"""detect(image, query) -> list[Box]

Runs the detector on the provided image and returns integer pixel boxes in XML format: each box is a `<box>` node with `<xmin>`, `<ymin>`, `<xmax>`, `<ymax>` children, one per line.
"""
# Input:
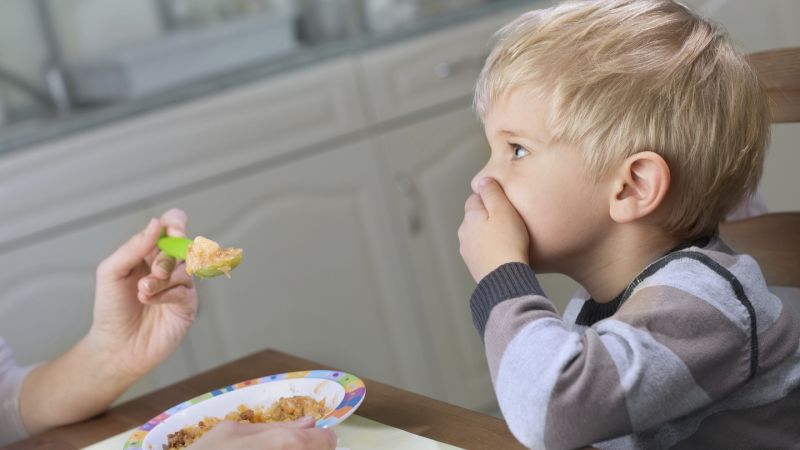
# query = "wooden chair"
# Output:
<box><xmin>720</xmin><ymin>213</ymin><xmax>800</xmax><ymax>286</ymax></box>
<box><xmin>719</xmin><ymin>47</ymin><xmax>800</xmax><ymax>287</ymax></box>
<box><xmin>747</xmin><ymin>47</ymin><xmax>800</xmax><ymax>123</ymax></box>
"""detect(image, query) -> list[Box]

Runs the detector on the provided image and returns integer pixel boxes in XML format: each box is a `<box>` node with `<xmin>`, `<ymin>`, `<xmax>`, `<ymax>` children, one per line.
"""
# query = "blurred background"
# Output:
<box><xmin>0</xmin><ymin>0</ymin><xmax>798</xmax><ymax>415</ymax></box>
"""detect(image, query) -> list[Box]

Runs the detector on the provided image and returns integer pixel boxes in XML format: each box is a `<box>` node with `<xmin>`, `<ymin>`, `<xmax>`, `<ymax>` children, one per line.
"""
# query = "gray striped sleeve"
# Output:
<box><xmin>470</xmin><ymin>262</ymin><xmax>548</xmax><ymax>339</ymax></box>
<box><xmin>473</xmin><ymin>265</ymin><xmax>632</xmax><ymax>448</ymax></box>
<box><xmin>469</xmin><ymin>252</ymin><xmax>777</xmax><ymax>450</ymax></box>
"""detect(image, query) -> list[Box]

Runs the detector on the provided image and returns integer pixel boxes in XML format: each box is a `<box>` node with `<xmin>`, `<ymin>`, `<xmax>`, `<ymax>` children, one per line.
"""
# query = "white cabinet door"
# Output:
<box><xmin>375</xmin><ymin>106</ymin><xmax>580</xmax><ymax>411</ymax></box>
<box><xmin>357</xmin><ymin>7</ymin><xmax>530</xmax><ymax>124</ymax></box>
<box><xmin>149</xmin><ymin>141</ymin><xmax>440</xmax><ymax>397</ymax></box>
<box><xmin>374</xmin><ymin>106</ymin><xmax>498</xmax><ymax>411</ymax></box>
<box><xmin>0</xmin><ymin>57</ymin><xmax>365</xmax><ymax>248</ymax></box>
<box><xmin>0</xmin><ymin>209</ymin><xmax>197</xmax><ymax>403</ymax></box>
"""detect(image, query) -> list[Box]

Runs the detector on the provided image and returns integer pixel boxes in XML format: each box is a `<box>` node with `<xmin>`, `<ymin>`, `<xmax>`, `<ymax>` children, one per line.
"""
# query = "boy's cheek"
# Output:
<box><xmin>525</xmin><ymin>228</ymin><xmax>547</xmax><ymax>270</ymax></box>
<box><xmin>503</xmin><ymin>189</ymin><xmax>534</xmax><ymax>223</ymax></box>
<box><xmin>526</xmin><ymin>242</ymin><xmax>537</xmax><ymax>266</ymax></box>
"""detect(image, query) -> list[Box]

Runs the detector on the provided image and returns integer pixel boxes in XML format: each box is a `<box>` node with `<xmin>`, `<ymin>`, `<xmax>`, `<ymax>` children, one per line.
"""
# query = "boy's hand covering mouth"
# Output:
<box><xmin>458</xmin><ymin>177</ymin><xmax>530</xmax><ymax>282</ymax></box>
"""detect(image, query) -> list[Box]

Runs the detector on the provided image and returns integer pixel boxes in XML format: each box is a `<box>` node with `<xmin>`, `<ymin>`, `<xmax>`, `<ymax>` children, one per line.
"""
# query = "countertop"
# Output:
<box><xmin>0</xmin><ymin>0</ymin><xmax>534</xmax><ymax>156</ymax></box>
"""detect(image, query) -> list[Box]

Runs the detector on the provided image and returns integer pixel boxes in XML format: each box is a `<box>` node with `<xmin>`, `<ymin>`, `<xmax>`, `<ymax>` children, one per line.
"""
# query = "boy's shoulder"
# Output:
<box><xmin>568</xmin><ymin>237</ymin><xmax>798</xmax><ymax>346</ymax></box>
<box><xmin>621</xmin><ymin>238</ymin><xmax>775</xmax><ymax>320</ymax></box>
<box><xmin>565</xmin><ymin>241</ymin><xmax>770</xmax><ymax>329</ymax></box>
<box><xmin>616</xmin><ymin>238</ymin><xmax>800</xmax><ymax>371</ymax></box>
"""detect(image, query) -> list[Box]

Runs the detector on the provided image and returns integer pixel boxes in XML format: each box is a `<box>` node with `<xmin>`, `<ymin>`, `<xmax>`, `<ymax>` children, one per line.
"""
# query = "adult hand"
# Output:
<box><xmin>187</xmin><ymin>417</ymin><xmax>337</xmax><ymax>450</ymax></box>
<box><xmin>89</xmin><ymin>208</ymin><xmax>198</xmax><ymax>379</ymax></box>
<box><xmin>20</xmin><ymin>209</ymin><xmax>200</xmax><ymax>434</ymax></box>
<box><xmin>458</xmin><ymin>178</ymin><xmax>530</xmax><ymax>281</ymax></box>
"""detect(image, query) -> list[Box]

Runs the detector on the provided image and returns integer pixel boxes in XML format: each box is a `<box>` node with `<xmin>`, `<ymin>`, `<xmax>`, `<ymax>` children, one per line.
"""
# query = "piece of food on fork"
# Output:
<box><xmin>157</xmin><ymin>234</ymin><xmax>243</xmax><ymax>279</ymax></box>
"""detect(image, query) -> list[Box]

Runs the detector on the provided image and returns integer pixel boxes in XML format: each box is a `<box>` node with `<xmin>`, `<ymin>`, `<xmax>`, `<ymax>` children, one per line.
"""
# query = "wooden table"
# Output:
<box><xmin>7</xmin><ymin>349</ymin><xmax>524</xmax><ymax>450</ymax></box>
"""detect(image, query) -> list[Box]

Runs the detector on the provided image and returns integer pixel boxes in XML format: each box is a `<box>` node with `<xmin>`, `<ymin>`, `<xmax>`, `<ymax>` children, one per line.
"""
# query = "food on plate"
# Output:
<box><xmin>165</xmin><ymin>396</ymin><xmax>329</xmax><ymax>449</ymax></box>
<box><xmin>185</xmin><ymin>236</ymin><xmax>243</xmax><ymax>278</ymax></box>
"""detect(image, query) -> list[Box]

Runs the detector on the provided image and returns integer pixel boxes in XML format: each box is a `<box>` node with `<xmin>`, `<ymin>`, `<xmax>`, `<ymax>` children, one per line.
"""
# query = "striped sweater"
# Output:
<box><xmin>470</xmin><ymin>238</ymin><xmax>800</xmax><ymax>449</ymax></box>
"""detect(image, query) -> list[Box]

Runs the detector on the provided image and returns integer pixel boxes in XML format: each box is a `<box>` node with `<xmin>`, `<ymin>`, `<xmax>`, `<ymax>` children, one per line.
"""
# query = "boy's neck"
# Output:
<box><xmin>569</xmin><ymin>225</ymin><xmax>682</xmax><ymax>303</ymax></box>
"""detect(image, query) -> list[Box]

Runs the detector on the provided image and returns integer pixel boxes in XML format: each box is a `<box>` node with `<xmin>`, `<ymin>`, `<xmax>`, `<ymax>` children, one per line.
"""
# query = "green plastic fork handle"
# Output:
<box><xmin>157</xmin><ymin>236</ymin><xmax>192</xmax><ymax>260</ymax></box>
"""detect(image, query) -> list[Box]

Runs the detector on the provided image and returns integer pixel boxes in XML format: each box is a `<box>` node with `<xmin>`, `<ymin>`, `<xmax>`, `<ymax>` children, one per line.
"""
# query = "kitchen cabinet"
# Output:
<box><xmin>0</xmin><ymin>57</ymin><xmax>364</xmax><ymax>248</ymax></box>
<box><xmin>374</xmin><ymin>105</ymin><xmax>497</xmax><ymax>410</ymax></box>
<box><xmin>358</xmin><ymin>11</ymin><xmax>516</xmax><ymax>124</ymax></box>
<box><xmin>0</xmin><ymin>5</ymin><xmax>545</xmax><ymax>413</ymax></box>
<box><xmin>147</xmin><ymin>139</ymin><xmax>441</xmax><ymax>399</ymax></box>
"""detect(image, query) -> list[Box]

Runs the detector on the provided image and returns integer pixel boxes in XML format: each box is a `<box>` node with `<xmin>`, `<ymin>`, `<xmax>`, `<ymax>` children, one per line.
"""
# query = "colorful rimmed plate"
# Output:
<box><xmin>123</xmin><ymin>369</ymin><xmax>366</xmax><ymax>450</ymax></box>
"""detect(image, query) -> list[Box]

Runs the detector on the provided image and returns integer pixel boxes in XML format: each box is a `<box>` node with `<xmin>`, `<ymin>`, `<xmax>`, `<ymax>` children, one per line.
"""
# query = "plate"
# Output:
<box><xmin>123</xmin><ymin>370</ymin><xmax>366</xmax><ymax>449</ymax></box>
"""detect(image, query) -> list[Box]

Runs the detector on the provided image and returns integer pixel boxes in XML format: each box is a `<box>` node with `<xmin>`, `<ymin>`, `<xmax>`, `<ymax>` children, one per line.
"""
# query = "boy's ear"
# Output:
<box><xmin>608</xmin><ymin>151</ymin><xmax>671</xmax><ymax>224</ymax></box>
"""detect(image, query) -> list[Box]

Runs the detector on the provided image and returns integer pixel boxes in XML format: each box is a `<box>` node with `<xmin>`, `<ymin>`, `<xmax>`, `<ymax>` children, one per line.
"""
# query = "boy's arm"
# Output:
<box><xmin>472</xmin><ymin>263</ymin><xmax>631</xmax><ymax>449</ymax></box>
<box><xmin>459</xmin><ymin>179</ymin><xmax>795</xmax><ymax>449</ymax></box>
<box><xmin>472</xmin><ymin>261</ymin><xmax>787</xmax><ymax>450</ymax></box>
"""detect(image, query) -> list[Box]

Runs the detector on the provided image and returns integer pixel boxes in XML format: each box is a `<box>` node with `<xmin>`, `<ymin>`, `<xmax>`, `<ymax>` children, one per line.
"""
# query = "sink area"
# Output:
<box><xmin>0</xmin><ymin>0</ymin><xmax>530</xmax><ymax>155</ymax></box>
<box><xmin>66</xmin><ymin>10</ymin><xmax>298</xmax><ymax>103</ymax></box>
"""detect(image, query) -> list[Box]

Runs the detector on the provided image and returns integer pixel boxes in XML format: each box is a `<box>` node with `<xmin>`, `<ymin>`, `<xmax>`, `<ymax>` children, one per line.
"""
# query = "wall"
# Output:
<box><xmin>689</xmin><ymin>0</ymin><xmax>800</xmax><ymax>214</ymax></box>
<box><xmin>0</xmin><ymin>0</ymin><xmax>797</xmax><ymax>308</ymax></box>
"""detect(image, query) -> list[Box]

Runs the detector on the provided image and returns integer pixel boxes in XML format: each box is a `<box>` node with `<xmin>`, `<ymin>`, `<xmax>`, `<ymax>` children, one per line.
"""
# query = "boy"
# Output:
<box><xmin>458</xmin><ymin>1</ymin><xmax>800</xmax><ymax>449</ymax></box>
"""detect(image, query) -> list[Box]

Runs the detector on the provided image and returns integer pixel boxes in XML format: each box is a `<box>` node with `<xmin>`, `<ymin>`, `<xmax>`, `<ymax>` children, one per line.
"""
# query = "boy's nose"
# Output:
<box><xmin>471</xmin><ymin>164</ymin><xmax>496</xmax><ymax>194</ymax></box>
<box><xmin>470</xmin><ymin>172</ymin><xmax>484</xmax><ymax>194</ymax></box>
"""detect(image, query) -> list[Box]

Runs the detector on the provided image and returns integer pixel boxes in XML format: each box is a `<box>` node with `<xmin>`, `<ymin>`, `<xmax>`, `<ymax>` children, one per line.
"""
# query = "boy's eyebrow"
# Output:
<box><xmin>498</xmin><ymin>128</ymin><xmax>546</xmax><ymax>145</ymax></box>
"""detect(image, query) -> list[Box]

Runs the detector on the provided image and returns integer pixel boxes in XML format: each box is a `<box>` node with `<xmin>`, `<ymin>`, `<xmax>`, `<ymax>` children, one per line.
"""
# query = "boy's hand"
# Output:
<box><xmin>459</xmin><ymin>178</ymin><xmax>530</xmax><ymax>282</ymax></box>
<box><xmin>89</xmin><ymin>209</ymin><xmax>198</xmax><ymax>379</ymax></box>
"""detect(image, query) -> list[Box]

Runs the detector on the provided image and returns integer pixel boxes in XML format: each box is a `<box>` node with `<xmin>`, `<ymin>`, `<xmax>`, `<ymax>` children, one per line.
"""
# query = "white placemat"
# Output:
<box><xmin>82</xmin><ymin>415</ymin><xmax>463</xmax><ymax>450</ymax></box>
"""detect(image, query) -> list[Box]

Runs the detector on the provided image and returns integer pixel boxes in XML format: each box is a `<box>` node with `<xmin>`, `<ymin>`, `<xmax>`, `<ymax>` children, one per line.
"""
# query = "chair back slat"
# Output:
<box><xmin>748</xmin><ymin>47</ymin><xmax>800</xmax><ymax>123</ymax></box>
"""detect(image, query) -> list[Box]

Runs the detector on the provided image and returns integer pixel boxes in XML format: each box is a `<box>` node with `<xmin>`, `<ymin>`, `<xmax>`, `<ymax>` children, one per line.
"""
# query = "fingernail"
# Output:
<box><xmin>158</xmin><ymin>260</ymin><xmax>173</xmax><ymax>273</ymax></box>
<box><xmin>297</xmin><ymin>416</ymin><xmax>315</xmax><ymax>425</ymax></box>
<box><xmin>142</xmin><ymin>279</ymin><xmax>154</xmax><ymax>293</ymax></box>
<box><xmin>145</xmin><ymin>218</ymin><xmax>159</xmax><ymax>232</ymax></box>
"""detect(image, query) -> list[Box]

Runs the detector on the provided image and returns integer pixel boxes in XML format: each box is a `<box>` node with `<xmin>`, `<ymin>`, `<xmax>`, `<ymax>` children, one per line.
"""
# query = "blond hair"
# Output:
<box><xmin>475</xmin><ymin>0</ymin><xmax>770</xmax><ymax>240</ymax></box>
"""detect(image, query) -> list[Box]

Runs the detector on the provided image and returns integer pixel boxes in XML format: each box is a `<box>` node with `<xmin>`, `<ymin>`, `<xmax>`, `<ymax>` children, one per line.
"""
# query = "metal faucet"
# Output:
<box><xmin>33</xmin><ymin>0</ymin><xmax>72</xmax><ymax>113</ymax></box>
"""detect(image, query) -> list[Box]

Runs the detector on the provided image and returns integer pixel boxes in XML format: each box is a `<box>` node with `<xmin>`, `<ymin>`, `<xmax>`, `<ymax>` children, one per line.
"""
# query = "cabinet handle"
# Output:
<box><xmin>395</xmin><ymin>174</ymin><xmax>422</xmax><ymax>235</ymax></box>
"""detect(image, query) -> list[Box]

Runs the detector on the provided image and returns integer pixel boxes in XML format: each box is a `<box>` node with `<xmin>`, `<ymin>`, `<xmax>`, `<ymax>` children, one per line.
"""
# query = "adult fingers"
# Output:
<box><xmin>161</xmin><ymin>208</ymin><xmax>188</xmax><ymax>237</ymax></box>
<box><xmin>220</xmin><ymin>421</ymin><xmax>268</xmax><ymax>436</ymax></box>
<box><xmin>247</xmin><ymin>427</ymin><xmax>337</xmax><ymax>450</ymax></box>
<box><xmin>215</xmin><ymin>417</ymin><xmax>316</xmax><ymax>436</ymax></box>
<box><xmin>150</xmin><ymin>251</ymin><xmax>177</xmax><ymax>280</ymax></box>
<box><xmin>137</xmin><ymin>284</ymin><xmax>193</xmax><ymax>305</ymax></box>
<box><xmin>144</xmin><ymin>247</ymin><xmax>160</xmax><ymax>267</ymax></box>
<box><xmin>97</xmin><ymin>218</ymin><xmax>160</xmax><ymax>280</ymax></box>
<box><xmin>138</xmin><ymin>262</ymin><xmax>193</xmax><ymax>303</ymax></box>
<box><xmin>194</xmin><ymin>418</ymin><xmax>319</xmax><ymax>437</ymax></box>
<box><xmin>145</xmin><ymin>208</ymin><xmax>186</xmax><ymax>274</ymax></box>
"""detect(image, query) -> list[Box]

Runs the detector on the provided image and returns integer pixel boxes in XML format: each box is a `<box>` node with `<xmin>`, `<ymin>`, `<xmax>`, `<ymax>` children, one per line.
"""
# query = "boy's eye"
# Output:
<box><xmin>511</xmin><ymin>144</ymin><xmax>531</xmax><ymax>160</ymax></box>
